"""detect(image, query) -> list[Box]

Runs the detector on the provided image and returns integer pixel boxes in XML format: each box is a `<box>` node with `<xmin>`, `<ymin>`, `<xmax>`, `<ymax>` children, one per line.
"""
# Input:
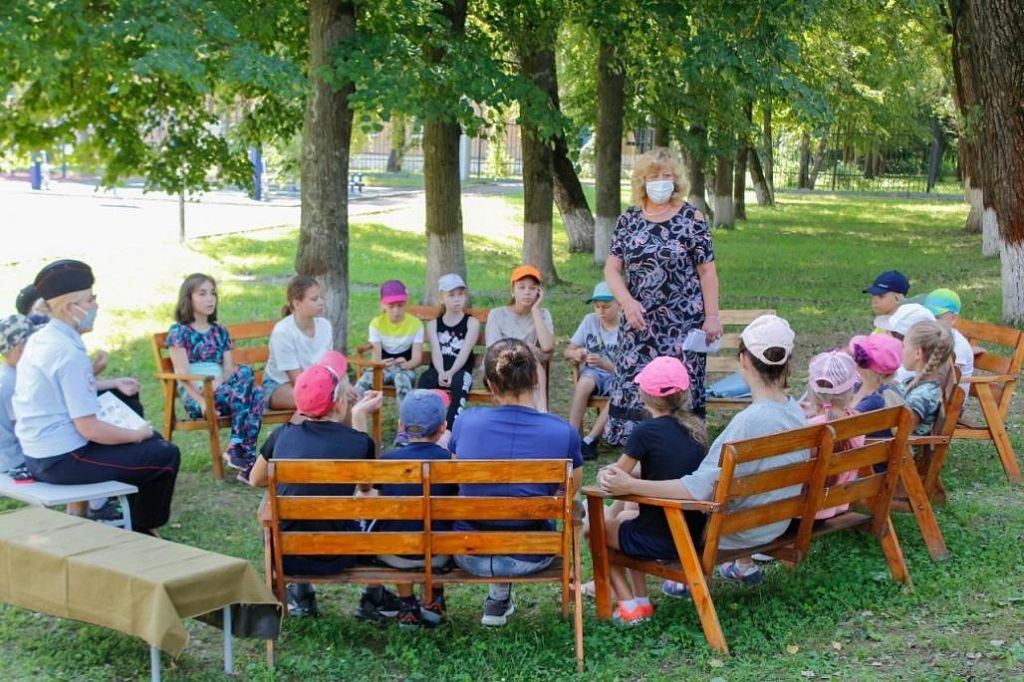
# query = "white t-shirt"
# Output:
<box><xmin>264</xmin><ymin>316</ymin><xmax>333</xmax><ymax>385</ymax></box>
<box><xmin>952</xmin><ymin>328</ymin><xmax>974</xmax><ymax>384</ymax></box>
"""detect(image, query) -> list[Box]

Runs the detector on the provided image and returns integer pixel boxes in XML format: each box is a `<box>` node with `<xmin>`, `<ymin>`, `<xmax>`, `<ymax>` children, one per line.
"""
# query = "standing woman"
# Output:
<box><xmin>603</xmin><ymin>148</ymin><xmax>722</xmax><ymax>444</ymax></box>
<box><xmin>13</xmin><ymin>260</ymin><xmax>180</xmax><ymax>535</ymax></box>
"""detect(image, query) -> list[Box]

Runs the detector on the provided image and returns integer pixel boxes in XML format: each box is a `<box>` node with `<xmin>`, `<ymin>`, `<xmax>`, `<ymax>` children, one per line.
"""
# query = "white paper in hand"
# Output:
<box><xmin>96</xmin><ymin>392</ymin><xmax>148</xmax><ymax>430</ymax></box>
<box><xmin>682</xmin><ymin>329</ymin><xmax>721</xmax><ymax>354</ymax></box>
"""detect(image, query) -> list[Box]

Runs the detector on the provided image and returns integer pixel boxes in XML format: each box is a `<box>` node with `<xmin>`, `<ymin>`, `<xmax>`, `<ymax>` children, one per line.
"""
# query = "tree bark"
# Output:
<box><xmin>421</xmin><ymin>1</ymin><xmax>469</xmax><ymax>304</ymax></box>
<box><xmin>734</xmin><ymin>145</ymin><xmax>748</xmax><ymax>220</ymax></box>
<box><xmin>949</xmin><ymin>0</ymin><xmax>983</xmax><ymax>232</ymax></box>
<box><xmin>950</xmin><ymin>0</ymin><xmax>1024</xmax><ymax>319</ymax></box>
<box><xmin>386</xmin><ymin>113</ymin><xmax>406</xmax><ymax>173</ymax></box>
<box><xmin>748</xmin><ymin>147</ymin><xmax>773</xmax><ymax>206</ymax></box>
<box><xmin>594</xmin><ymin>39</ymin><xmax>625</xmax><ymax>264</ymax></box>
<box><xmin>807</xmin><ymin>130</ymin><xmax>830</xmax><ymax>190</ymax></box>
<box><xmin>762</xmin><ymin>101</ymin><xmax>775</xmax><ymax>201</ymax></box>
<box><xmin>711</xmin><ymin>154</ymin><xmax>734</xmax><ymax>228</ymax></box>
<box><xmin>863</xmin><ymin>146</ymin><xmax>876</xmax><ymax>180</ymax></box>
<box><xmin>296</xmin><ymin>0</ymin><xmax>355</xmax><ymax>351</ymax></box>
<box><xmin>926</xmin><ymin>118</ymin><xmax>946</xmax><ymax>192</ymax></box>
<box><xmin>553</xmin><ymin>138</ymin><xmax>595</xmax><ymax>253</ymax></box>
<box><xmin>519</xmin><ymin>45</ymin><xmax>558</xmax><ymax>282</ymax></box>
<box><xmin>797</xmin><ymin>130</ymin><xmax>810</xmax><ymax>189</ymax></box>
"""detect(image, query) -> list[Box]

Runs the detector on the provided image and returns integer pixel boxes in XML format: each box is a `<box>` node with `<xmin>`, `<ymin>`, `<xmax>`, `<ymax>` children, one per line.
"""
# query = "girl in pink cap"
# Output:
<box><xmin>850</xmin><ymin>334</ymin><xmax>905</xmax><ymax>430</ymax></box>
<box><xmin>596</xmin><ymin>356</ymin><xmax>707</xmax><ymax>625</ymax></box>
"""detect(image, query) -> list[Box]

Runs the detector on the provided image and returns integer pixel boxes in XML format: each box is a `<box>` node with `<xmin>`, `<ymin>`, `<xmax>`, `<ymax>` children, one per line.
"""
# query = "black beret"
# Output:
<box><xmin>15</xmin><ymin>284</ymin><xmax>41</xmax><ymax>315</ymax></box>
<box><xmin>34</xmin><ymin>260</ymin><xmax>95</xmax><ymax>301</ymax></box>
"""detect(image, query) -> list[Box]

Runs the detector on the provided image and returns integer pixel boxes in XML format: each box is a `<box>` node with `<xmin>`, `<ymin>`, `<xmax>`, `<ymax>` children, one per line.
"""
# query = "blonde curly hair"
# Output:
<box><xmin>630</xmin><ymin>147</ymin><xmax>689</xmax><ymax>207</ymax></box>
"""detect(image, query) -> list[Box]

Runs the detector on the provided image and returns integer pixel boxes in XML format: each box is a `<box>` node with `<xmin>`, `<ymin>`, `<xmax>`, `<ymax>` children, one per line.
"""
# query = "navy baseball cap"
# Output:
<box><xmin>863</xmin><ymin>270</ymin><xmax>909</xmax><ymax>296</ymax></box>
<box><xmin>399</xmin><ymin>389</ymin><xmax>446</xmax><ymax>437</ymax></box>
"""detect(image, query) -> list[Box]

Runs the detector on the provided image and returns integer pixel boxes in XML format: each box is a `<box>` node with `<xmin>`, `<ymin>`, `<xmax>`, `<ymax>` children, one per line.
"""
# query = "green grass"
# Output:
<box><xmin>2</xmin><ymin>193</ymin><xmax>1023</xmax><ymax>680</ymax></box>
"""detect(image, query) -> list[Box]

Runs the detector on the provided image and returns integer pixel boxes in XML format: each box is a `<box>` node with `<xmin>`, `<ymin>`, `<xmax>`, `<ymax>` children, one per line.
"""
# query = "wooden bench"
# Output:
<box><xmin>571</xmin><ymin>309</ymin><xmax>777</xmax><ymax>433</ymax></box>
<box><xmin>952</xmin><ymin>318</ymin><xmax>1024</xmax><ymax>483</ymax></box>
<box><xmin>151</xmin><ymin>321</ymin><xmax>294</xmax><ymax>480</ymax></box>
<box><xmin>585</xmin><ymin>407</ymin><xmax>923</xmax><ymax>654</ymax></box>
<box><xmin>352</xmin><ymin>306</ymin><xmax>550</xmax><ymax>445</ymax></box>
<box><xmin>0</xmin><ymin>474</ymin><xmax>137</xmax><ymax>530</ymax></box>
<box><xmin>261</xmin><ymin>458</ymin><xmax>583</xmax><ymax>671</ymax></box>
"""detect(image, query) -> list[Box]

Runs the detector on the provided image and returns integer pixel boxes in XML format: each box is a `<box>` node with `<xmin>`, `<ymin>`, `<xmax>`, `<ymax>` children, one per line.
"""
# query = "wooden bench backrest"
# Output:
<box><xmin>268</xmin><ymin>458</ymin><xmax>572</xmax><ymax>574</ymax></box>
<box><xmin>702</xmin><ymin>406</ymin><xmax>911</xmax><ymax>572</ymax></box>
<box><xmin>707</xmin><ymin>309</ymin><xmax>776</xmax><ymax>375</ymax></box>
<box><xmin>955</xmin><ymin>317</ymin><xmax>1024</xmax><ymax>413</ymax></box>
<box><xmin>151</xmin><ymin>320</ymin><xmax>278</xmax><ymax>374</ymax></box>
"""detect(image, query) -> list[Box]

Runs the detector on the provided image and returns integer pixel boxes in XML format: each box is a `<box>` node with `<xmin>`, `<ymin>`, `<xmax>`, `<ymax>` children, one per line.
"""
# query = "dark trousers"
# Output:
<box><xmin>417</xmin><ymin>366</ymin><xmax>472</xmax><ymax>426</ymax></box>
<box><xmin>25</xmin><ymin>436</ymin><xmax>180</xmax><ymax>533</ymax></box>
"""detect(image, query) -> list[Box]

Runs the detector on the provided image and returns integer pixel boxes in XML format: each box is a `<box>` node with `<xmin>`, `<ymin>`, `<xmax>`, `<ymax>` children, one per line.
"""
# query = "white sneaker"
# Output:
<box><xmin>752</xmin><ymin>553</ymin><xmax>775</xmax><ymax>562</ymax></box>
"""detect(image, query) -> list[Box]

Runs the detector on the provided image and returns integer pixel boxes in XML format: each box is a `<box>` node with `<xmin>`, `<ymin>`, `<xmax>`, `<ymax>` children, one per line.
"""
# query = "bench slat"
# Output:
<box><xmin>277</xmin><ymin>497</ymin><xmax>423</xmax><ymax>521</ymax></box>
<box><xmin>281</xmin><ymin>532</ymin><xmax>424</xmax><ymax>555</ymax></box>
<box><xmin>430</xmin><ymin>460</ymin><xmax>568</xmax><ymax>484</ymax></box>
<box><xmin>431</xmin><ymin>496</ymin><xmax>564</xmax><ymax>520</ymax></box>
<box><xmin>727</xmin><ymin>461</ymin><xmax>816</xmax><ymax>498</ymax></box>
<box><xmin>271</xmin><ymin>460</ymin><xmax>422</xmax><ymax>484</ymax></box>
<box><xmin>725</xmin><ymin>426</ymin><xmax>822</xmax><ymax>463</ymax></box>
<box><xmin>821</xmin><ymin>475</ymin><xmax>885</xmax><ymax>509</ymax></box>
<box><xmin>718</xmin><ymin>496</ymin><xmax>804</xmax><ymax>535</ymax></box>
<box><xmin>827</xmin><ymin>441</ymin><xmax>893</xmax><ymax>474</ymax></box>
<box><xmin>432</xmin><ymin>531</ymin><xmax>563</xmax><ymax>555</ymax></box>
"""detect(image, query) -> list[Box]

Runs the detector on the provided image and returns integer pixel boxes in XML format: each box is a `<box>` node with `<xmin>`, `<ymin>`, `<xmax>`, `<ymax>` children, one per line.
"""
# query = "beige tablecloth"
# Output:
<box><xmin>0</xmin><ymin>507</ymin><xmax>281</xmax><ymax>656</ymax></box>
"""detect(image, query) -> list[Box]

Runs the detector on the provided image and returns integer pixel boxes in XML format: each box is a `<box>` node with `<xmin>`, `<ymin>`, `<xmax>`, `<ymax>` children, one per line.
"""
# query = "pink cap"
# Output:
<box><xmin>380</xmin><ymin>279</ymin><xmax>409</xmax><ymax>304</ymax></box>
<box><xmin>807</xmin><ymin>350</ymin><xmax>859</xmax><ymax>395</ymax></box>
<box><xmin>848</xmin><ymin>334</ymin><xmax>903</xmax><ymax>375</ymax></box>
<box><xmin>634</xmin><ymin>356</ymin><xmax>690</xmax><ymax>396</ymax></box>
<box><xmin>293</xmin><ymin>351</ymin><xmax>349</xmax><ymax>417</ymax></box>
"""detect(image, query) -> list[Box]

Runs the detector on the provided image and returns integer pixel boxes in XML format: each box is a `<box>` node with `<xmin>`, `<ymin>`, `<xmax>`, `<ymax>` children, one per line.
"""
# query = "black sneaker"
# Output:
<box><xmin>581</xmin><ymin>439</ymin><xmax>599</xmax><ymax>461</ymax></box>
<box><xmin>420</xmin><ymin>593</ymin><xmax>446</xmax><ymax>626</ymax></box>
<box><xmin>481</xmin><ymin>596</ymin><xmax>515</xmax><ymax>627</ymax></box>
<box><xmin>355</xmin><ymin>586</ymin><xmax>402</xmax><ymax>621</ymax></box>
<box><xmin>86</xmin><ymin>499</ymin><xmax>123</xmax><ymax>522</ymax></box>
<box><xmin>286</xmin><ymin>583</ymin><xmax>320</xmax><ymax>618</ymax></box>
<box><xmin>398</xmin><ymin>599</ymin><xmax>433</xmax><ymax>629</ymax></box>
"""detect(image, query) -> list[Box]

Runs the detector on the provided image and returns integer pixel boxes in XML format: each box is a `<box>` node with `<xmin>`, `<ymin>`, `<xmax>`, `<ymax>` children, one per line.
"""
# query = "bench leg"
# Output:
<box><xmin>223</xmin><ymin>605</ymin><xmax>234</xmax><ymax>674</ymax></box>
<box><xmin>666</xmin><ymin>510</ymin><xmax>728</xmax><ymax>655</ymax></box>
<box><xmin>878</xmin><ymin>516</ymin><xmax>912</xmax><ymax>588</ymax></box>
<box><xmin>572</xmin><ymin>525</ymin><xmax>585</xmax><ymax>673</ymax></box>
<box><xmin>586</xmin><ymin>496</ymin><xmax>613</xmax><ymax>620</ymax></box>
<box><xmin>150</xmin><ymin>646</ymin><xmax>161</xmax><ymax>682</ymax></box>
<box><xmin>118</xmin><ymin>494</ymin><xmax>133</xmax><ymax>532</ymax></box>
<box><xmin>976</xmin><ymin>384</ymin><xmax>1023</xmax><ymax>483</ymax></box>
<box><xmin>900</xmin><ymin>455</ymin><xmax>948</xmax><ymax>561</ymax></box>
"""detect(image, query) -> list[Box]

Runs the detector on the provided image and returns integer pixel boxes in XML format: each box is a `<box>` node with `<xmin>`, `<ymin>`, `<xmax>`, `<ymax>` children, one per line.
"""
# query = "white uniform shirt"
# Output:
<box><xmin>13</xmin><ymin>319</ymin><xmax>98</xmax><ymax>458</ymax></box>
<box><xmin>264</xmin><ymin>315</ymin><xmax>333</xmax><ymax>385</ymax></box>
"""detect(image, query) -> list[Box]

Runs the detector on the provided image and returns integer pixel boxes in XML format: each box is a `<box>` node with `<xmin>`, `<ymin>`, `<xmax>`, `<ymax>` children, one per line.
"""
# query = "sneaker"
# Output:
<box><xmin>718</xmin><ymin>561</ymin><xmax>763</xmax><ymax>585</ymax></box>
<box><xmin>86</xmin><ymin>499</ymin><xmax>123</xmax><ymax>522</ymax></box>
<box><xmin>420</xmin><ymin>593</ymin><xmax>446</xmax><ymax>626</ymax></box>
<box><xmin>222</xmin><ymin>450</ymin><xmax>249</xmax><ymax>472</ymax></box>
<box><xmin>481</xmin><ymin>597</ymin><xmax>515</xmax><ymax>627</ymax></box>
<box><xmin>661</xmin><ymin>580</ymin><xmax>691</xmax><ymax>599</ymax></box>
<box><xmin>752</xmin><ymin>553</ymin><xmax>775</xmax><ymax>562</ymax></box>
<box><xmin>612</xmin><ymin>603</ymin><xmax>650</xmax><ymax>625</ymax></box>
<box><xmin>398</xmin><ymin>600</ymin><xmax>429</xmax><ymax>629</ymax></box>
<box><xmin>581</xmin><ymin>439</ymin><xmax>598</xmax><ymax>461</ymax></box>
<box><xmin>286</xmin><ymin>583</ymin><xmax>320</xmax><ymax>618</ymax></box>
<box><xmin>355</xmin><ymin>587</ymin><xmax>402</xmax><ymax>621</ymax></box>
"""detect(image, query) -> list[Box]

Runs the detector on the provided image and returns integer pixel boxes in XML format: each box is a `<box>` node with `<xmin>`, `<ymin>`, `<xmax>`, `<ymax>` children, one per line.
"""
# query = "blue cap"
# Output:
<box><xmin>399</xmin><ymin>389</ymin><xmax>446</xmax><ymax>437</ymax></box>
<box><xmin>586</xmin><ymin>281</ymin><xmax>614</xmax><ymax>303</ymax></box>
<box><xmin>863</xmin><ymin>270</ymin><xmax>909</xmax><ymax>296</ymax></box>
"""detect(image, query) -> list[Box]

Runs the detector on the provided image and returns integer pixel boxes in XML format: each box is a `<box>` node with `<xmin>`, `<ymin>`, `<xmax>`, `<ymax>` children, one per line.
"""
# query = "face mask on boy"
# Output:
<box><xmin>645</xmin><ymin>180</ymin><xmax>674</xmax><ymax>204</ymax></box>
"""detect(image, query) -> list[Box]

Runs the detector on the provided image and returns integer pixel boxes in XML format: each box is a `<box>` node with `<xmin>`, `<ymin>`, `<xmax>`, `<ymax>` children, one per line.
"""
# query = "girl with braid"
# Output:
<box><xmin>899</xmin><ymin>321</ymin><xmax>954</xmax><ymax>436</ymax></box>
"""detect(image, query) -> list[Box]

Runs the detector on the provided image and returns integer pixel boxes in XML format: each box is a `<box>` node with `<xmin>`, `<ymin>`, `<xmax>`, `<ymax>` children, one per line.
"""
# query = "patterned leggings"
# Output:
<box><xmin>182</xmin><ymin>365</ymin><xmax>264</xmax><ymax>467</ymax></box>
<box><xmin>357</xmin><ymin>366</ymin><xmax>416</xmax><ymax>402</ymax></box>
<box><xmin>417</xmin><ymin>366</ymin><xmax>472</xmax><ymax>427</ymax></box>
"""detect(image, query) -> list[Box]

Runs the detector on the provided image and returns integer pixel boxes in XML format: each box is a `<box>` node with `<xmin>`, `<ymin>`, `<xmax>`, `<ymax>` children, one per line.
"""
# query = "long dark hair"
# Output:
<box><xmin>484</xmin><ymin>338</ymin><xmax>538</xmax><ymax>396</ymax></box>
<box><xmin>174</xmin><ymin>273</ymin><xmax>217</xmax><ymax>324</ymax></box>
<box><xmin>281</xmin><ymin>275</ymin><xmax>319</xmax><ymax>318</ymax></box>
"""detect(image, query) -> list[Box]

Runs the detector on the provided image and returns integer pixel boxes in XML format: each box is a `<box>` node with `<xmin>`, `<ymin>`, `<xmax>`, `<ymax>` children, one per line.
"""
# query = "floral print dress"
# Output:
<box><xmin>165</xmin><ymin>323</ymin><xmax>264</xmax><ymax>469</ymax></box>
<box><xmin>604</xmin><ymin>204</ymin><xmax>715</xmax><ymax>445</ymax></box>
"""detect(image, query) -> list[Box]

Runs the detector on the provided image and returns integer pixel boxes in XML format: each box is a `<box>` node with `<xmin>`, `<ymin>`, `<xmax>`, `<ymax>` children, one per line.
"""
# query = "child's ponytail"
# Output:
<box><xmin>905</xmin><ymin>321</ymin><xmax>953</xmax><ymax>393</ymax></box>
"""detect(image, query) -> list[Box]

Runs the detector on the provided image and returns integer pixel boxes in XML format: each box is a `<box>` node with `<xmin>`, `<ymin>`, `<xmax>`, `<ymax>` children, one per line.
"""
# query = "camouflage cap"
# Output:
<box><xmin>0</xmin><ymin>315</ymin><xmax>39</xmax><ymax>356</ymax></box>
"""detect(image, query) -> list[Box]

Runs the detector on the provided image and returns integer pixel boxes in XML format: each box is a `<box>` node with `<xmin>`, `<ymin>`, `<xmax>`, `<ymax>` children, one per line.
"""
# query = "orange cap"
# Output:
<box><xmin>510</xmin><ymin>265</ymin><xmax>542</xmax><ymax>284</ymax></box>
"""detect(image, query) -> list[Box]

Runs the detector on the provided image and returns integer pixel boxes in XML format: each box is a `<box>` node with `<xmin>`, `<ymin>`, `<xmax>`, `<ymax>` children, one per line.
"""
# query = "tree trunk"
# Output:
<box><xmin>712</xmin><ymin>155</ymin><xmax>735</xmax><ymax>228</ymax></box>
<box><xmin>983</xmin><ymin>206</ymin><xmax>1000</xmax><ymax>256</ymax></box>
<box><xmin>386</xmin><ymin>113</ymin><xmax>406</xmax><ymax>173</ymax></box>
<box><xmin>519</xmin><ymin>45</ymin><xmax>558</xmax><ymax>282</ymax></box>
<box><xmin>964</xmin><ymin>175</ymin><xmax>984</xmax><ymax>232</ymax></box>
<box><xmin>296</xmin><ymin>0</ymin><xmax>355</xmax><ymax>352</ymax></box>
<box><xmin>734</xmin><ymin>145</ymin><xmax>748</xmax><ymax>220</ymax></box>
<box><xmin>797</xmin><ymin>131</ymin><xmax>810</xmax><ymax>189</ymax></box>
<box><xmin>762</xmin><ymin>101</ymin><xmax>775</xmax><ymax>201</ymax></box>
<box><xmin>594</xmin><ymin>39</ymin><xmax>625</xmax><ymax>264</ymax></box>
<box><xmin>926</xmin><ymin>118</ymin><xmax>946</xmax><ymax>192</ymax></box>
<box><xmin>553</xmin><ymin>139</ymin><xmax>595</xmax><ymax>253</ymax></box>
<box><xmin>682</xmin><ymin>118</ymin><xmax>709</xmax><ymax>212</ymax></box>
<box><xmin>863</xmin><ymin>146</ymin><xmax>876</xmax><ymax>179</ymax></box>
<box><xmin>949</xmin><ymin>0</ymin><xmax>983</xmax><ymax>232</ymax></box>
<box><xmin>807</xmin><ymin>130</ymin><xmax>830</xmax><ymax>190</ymax></box>
<box><xmin>421</xmin><ymin>1</ymin><xmax>469</xmax><ymax>304</ymax></box>
<box><xmin>654</xmin><ymin>124</ymin><xmax>671</xmax><ymax>147</ymax></box>
<box><xmin>748</xmin><ymin>147</ymin><xmax>773</xmax><ymax>206</ymax></box>
<box><xmin>950</xmin><ymin>0</ymin><xmax>1024</xmax><ymax>319</ymax></box>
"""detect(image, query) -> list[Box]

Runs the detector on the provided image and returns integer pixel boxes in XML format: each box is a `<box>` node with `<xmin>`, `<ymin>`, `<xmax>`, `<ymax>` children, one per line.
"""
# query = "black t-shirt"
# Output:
<box><xmin>261</xmin><ymin>420</ymin><xmax>375</xmax><ymax>574</ymax></box>
<box><xmin>376</xmin><ymin>441</ymin><xmax>458</xmax><ymax>534</ymax></box>
<box><xmin>625</xmin><ymin>416</ymin><xmax>707</xmax><ymax>540</ymax></box>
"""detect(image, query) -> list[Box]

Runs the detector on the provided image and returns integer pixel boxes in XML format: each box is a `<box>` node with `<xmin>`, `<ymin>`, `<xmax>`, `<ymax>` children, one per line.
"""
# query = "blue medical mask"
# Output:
<box><xmin>73</xmin><ymin>303</ymin><xmax>98</xmax><ymax>331</ymax></box>
<box><xmin>645</xmin><ymin>180</ymin><xmax>674</xmax><ymax>204</ymax></box>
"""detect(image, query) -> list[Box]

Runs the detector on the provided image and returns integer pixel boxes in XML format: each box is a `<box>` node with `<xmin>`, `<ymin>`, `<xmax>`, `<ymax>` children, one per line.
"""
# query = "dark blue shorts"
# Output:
<box><xmin>617</xmin><ymin>519</ymin><xmax>680</xmax><ymax>561</ymax></box>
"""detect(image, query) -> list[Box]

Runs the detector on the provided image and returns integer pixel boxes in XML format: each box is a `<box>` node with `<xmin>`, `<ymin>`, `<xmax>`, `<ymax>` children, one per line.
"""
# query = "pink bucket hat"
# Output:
<box><xmin>808</xmin><ymin>350</ymin><xmax>859</xmax><ymax>395</ymax></box>
<box><xmin>634</xmin><ymin>356</ymin><xmax>690</xmax><ymax>396</ymax></box>
<box><xmin>848</xmin><ymin>334</ymin><xmax>903</xmax><ymax>375</ymax></box>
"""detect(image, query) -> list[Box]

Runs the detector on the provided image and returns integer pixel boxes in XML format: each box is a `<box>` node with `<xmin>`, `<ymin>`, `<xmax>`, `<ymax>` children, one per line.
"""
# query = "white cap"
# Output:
<box><xmin>437</xmin><ymin>273</ymin><xmax>467</xmax><ymax>292</ymax></box>
<box><xmin>885</xmin><ymin>303</ymin><xmax>935</xmax><ymax>337</ymax></box>
<box><xmin>740</xmin><ymin>314</ymin><xmax>795</xmax><ymax>366</ymax></box>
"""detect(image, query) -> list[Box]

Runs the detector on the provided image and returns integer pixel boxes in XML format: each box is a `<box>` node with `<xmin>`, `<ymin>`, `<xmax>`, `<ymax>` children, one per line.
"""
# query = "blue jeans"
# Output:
<box><xmin>454</xmin><ymin>554</ymin><xmax>554</xmax><ymax>601</ymax></box>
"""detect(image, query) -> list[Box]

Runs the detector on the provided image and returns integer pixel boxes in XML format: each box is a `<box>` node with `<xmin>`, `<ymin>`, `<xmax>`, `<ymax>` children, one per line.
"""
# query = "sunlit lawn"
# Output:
<box><xmin>1</xmin><ymin>192</ymin><xmax>1022</xmax><ymax>680</ymax></box>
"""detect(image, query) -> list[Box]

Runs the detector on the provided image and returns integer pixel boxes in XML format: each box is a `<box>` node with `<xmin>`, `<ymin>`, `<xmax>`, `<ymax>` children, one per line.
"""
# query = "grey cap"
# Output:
<box><xmin>437</xmin><ymin>273</ymin><xmax>467</xmax><ymax>292</ymax></box>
